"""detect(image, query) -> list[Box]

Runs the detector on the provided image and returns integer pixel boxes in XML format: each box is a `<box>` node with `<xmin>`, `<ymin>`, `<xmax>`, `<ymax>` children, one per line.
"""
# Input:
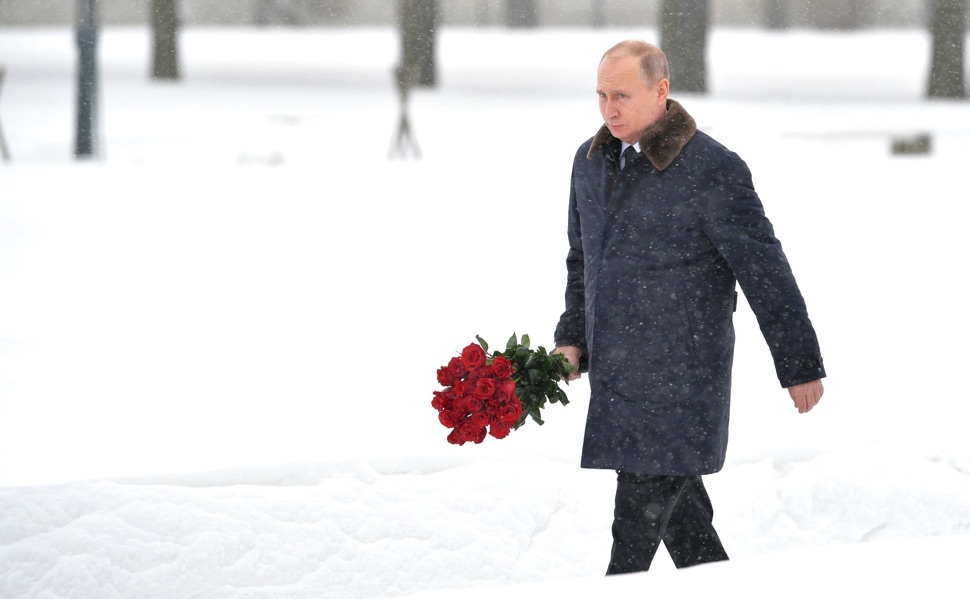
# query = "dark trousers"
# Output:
<box><xmin>606</xmin><ymin>472</ymin><xmax>730</xmax><ymax>574</ymax></box>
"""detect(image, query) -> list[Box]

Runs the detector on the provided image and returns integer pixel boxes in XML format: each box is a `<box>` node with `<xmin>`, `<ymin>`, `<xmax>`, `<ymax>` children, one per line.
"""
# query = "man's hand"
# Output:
<box><xmin>787</xmin><ymin>379</ymin><xmax>824</xmax><ymax>414</ymax></box>
<box><xmin>553</xmin><ymin>345</ymin><xmax>583</xmax><ymax>380</ymax></box>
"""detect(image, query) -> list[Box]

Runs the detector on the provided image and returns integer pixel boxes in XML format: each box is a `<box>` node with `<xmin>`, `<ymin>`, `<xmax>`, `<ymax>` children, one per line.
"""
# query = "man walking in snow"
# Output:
<box><xmin>553</xmin><ymin>40</ymin><xmax>826</xmax><ymax>573</ymax></box>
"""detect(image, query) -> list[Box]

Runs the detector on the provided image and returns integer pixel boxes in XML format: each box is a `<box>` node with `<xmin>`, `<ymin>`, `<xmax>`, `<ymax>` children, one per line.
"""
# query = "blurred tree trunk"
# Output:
<box><xmin>0</xmin><ymin>67</ymin><xmax>9</xmax><ymax>161</ymax></box>
<box><xmin>400</xmin><ymin>0</ymin><xmax>438</xmax><ymax>87</ymax></box>
<box><xmin>75</xmin><ymin>0</ymin><xmax>100</xmax><ymax>158</ymax></box>
<box><xmin>765</xmin><ymin>0</ymin><xmax>790</xmax><ymax>30</ymax></box>
<box><xmin>811</xmin><ymin>0</ymin><xmax>869</xmax><ymax>30</ymax></box>
<box><xmin>660</xmin><ymin>0</ymin><xmax>708</xmax><ymax>94</ymax></box>
<box><xmin>927</xmin><ymin>0</ymin><xmax>967</xmax><ymax>99</ymax></box>
<box><xmin>473</xmin><ymin>0</ymin><xmax>492</xmax><ymax>26</ymax></box>
<box><xmin>150</xmin><ymin>0</ymin><xmax>180</xmax><ymax>80</ymax></box>
<box><xmin>591</xmin><ymin>0</ymin><xmax>607</xmax><ymax>28</ymax></box>
<box><xmin>505</xmin><ymin>0</ymin><xmax>538</xmax><ymax>28</ymax></box>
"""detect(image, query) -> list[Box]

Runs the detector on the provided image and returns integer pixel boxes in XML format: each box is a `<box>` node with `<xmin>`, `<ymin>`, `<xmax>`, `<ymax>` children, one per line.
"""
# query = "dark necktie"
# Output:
<box><xmin>621</xmin><ymin>145</ymin><xmax>638</xmax><ymax>170</ymax></box>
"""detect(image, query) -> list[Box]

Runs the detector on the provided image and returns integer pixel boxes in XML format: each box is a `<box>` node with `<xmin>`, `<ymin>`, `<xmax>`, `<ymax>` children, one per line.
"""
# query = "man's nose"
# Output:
<box><xmin>604</xmin><ymin>99</ymin><xmax>617</xmax><ymax>118</ymax></box>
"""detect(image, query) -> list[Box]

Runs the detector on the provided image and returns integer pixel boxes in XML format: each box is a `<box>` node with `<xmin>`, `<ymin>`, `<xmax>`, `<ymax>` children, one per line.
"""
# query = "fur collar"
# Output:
<box><xmin>586</xmin><ymin>99</ymin><xmax>697</xmax><ymax>171</ymax></box>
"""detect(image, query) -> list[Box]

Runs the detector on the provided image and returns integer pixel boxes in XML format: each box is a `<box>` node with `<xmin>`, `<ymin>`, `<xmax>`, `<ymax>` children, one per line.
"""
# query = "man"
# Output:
<box><xmin>553</xmin><ymin>40</ymin><xmax>826</xmax><ymax>574</ymax></box>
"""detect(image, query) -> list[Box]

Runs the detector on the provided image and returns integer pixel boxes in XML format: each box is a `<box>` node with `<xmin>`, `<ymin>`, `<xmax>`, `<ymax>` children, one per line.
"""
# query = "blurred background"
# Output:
<box><xmin>0</xmin><ymin>0</ymin><xmax>945</xmax><ymax>28</ymax></box>
<box><xmin>0</xmin><ymin>0</ymin><xmax>965</xmax><ymax>164</ymax></box>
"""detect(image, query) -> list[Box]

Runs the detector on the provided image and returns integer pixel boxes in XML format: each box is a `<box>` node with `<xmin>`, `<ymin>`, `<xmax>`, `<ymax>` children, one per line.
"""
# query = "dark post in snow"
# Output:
<box><xmin>389</xmin><ymin>64</ymin><xmax>421</xmax><ymax>159</ymax></box>
<box><xmin>74</xmin><ymin>0</ymin><xmax>100</xmax><ymax>158</ymax></box>
<box><xmin>393</xmin><ymin>0</ymin><xmax>436</xmax><ymax>158</ymax></box>
<box><xmin>400</xmin><ymin>0</ymin><xmax>438</xmax><ymax>88</ymax></box>
<box><xmin>927</xmin><ymin>0</ymin><xmax>967</xmax><ymax>99</ymax></box>
<box><xmin>505</xmin><ymin>0</ymin><xmax>538</xmax><ymax>28</ymax></box>
<box><xmin>151</xmin><ymin>0</ymin><xmax>181</xmax><ymax>80</ymax></box>
<box><xmin>660</xmin><ymin>0</ymin><xmax>708</xmax><ymax>94</ymax></box>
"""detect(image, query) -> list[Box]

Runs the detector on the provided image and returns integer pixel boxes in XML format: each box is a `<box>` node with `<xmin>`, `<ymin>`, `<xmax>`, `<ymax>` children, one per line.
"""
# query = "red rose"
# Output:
<box><xmin>463</xmin><ymin>368</ymin><xmax>483</xmax><ymax>386</ymax></box>
<box><xmin>465</xmin><ymin>396</ymin><xmax>483</xmax><ymax>414</ymax></box>
<box><xmin>458</xmin><ymin>422</ymin><xmax>485</xmax><ymax>444</ymax></box>
<box><xmin>461</xmin><ymin>343</ymin><xmax>487</xmax><ymax>372</ymax></box>
<box><xmin>434</xmin><ymin>389</ymin><xmax>457</xmax><ymax>410</ymax></box>
<box><xmin>438</xmin><ymin>410</ymin><xmax>459</xmax><ymax>428</ymax></box>
<box><xmin>495</xmin><ymin>379</ymin><xmax>516</xmax><ymax>403</ymax></box>
<box><xmin>473</xmin><ymin>377</ymin><xmax>497</xmax><ymax>399</ymax></box>
<box><xmin>498</xmin><ymin>400</ymin><xmax>523</xmax><ymax>424</ymax></box>
<box><xmin>471</xmin><ymin>411</ymin><xmax>490</xmax><ymax>428</ymax></box>
<box><xmin>437</xmin><ymin>366</ymin><xmax>456</xmax><ymax>387</ymax></box>
<box><xmin>431</xmin><ymin>390</ymin><xmax>448</xmax><ymax>411</ymax></box>
<box><xmin>488</xmin><ymin>420</ymin><xmax>511</xmax><ymax>439</ymax></box>
<box><xmin>490</xmin><ymin>355</ymin><xmax>514</xmax><ymax>379</ymax></box>
<box><xmin>447</xmin><ymin>428</ymin><xmax>464</xmax><ymax>445</ymax></box>
<box><xmin>484</xmin><ymin>399</ymin><xmax>499</xmax><ymax>415</ymax></box>
<box><xmin>447</xmin><ymin>356</ymin><xmax>466</xmax><ymax>380</ymax></box>
<box><xmin>472</xmin><ymin>426</ymin><xmax>487</xmax><ymax>444</ymax></box>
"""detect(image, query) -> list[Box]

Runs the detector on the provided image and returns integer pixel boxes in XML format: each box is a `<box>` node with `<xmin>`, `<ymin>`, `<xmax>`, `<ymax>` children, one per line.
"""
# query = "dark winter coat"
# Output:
<box><xmin>554</xmin><ymin>99</ymin><xmax>825</xmax><ymax>476</ymax></box>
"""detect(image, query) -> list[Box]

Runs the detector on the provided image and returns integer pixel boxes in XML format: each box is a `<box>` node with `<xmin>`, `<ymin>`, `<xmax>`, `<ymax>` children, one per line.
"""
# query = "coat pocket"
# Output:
<box><xmin>682</xmin><ymin>289</ymin><xmax>736</xmax><ymax>369</ymax></box>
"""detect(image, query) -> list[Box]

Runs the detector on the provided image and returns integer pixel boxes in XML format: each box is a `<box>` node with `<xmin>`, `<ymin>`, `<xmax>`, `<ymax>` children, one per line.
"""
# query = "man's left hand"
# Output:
<box><xmin>787</xmin><ymin>379</ymin><xmax>824</xmax><ymax>414</ymax></box>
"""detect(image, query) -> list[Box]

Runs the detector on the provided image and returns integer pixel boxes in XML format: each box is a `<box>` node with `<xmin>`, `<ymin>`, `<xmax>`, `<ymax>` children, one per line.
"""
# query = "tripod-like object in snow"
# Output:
<box><xmin>388</xmin><ymin>64</ymin><xmax>421</xmax><ymax>159</ymax></box>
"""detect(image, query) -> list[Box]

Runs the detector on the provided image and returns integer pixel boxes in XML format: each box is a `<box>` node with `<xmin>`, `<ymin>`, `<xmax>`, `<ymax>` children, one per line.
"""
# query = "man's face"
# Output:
<box><xmin>597</xmin><ymin>54</ymin><xmax>669</xmax><ymax>144</ymax></box>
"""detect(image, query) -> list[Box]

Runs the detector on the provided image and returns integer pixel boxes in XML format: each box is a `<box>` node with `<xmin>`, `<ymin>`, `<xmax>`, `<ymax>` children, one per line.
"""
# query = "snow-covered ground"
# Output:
<box><xmin>1</xmin><ymin>26</ymin><xmax>969</xmax><ymax>598</ymax></box>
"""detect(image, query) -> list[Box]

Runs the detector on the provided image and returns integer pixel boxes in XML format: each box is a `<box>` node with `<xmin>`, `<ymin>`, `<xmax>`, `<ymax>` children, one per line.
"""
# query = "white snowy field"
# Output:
<box><xmin>1</xmin><ymin>25</ymin><xmax>969</xmax><ymax>598</ymax></box>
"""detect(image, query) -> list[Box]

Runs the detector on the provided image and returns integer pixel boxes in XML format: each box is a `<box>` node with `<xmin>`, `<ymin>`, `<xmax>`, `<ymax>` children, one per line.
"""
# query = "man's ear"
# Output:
<box><xmin>656</xmin><ymin>78</ymin><xmax>670</xmax><ymax>101</ymax></box>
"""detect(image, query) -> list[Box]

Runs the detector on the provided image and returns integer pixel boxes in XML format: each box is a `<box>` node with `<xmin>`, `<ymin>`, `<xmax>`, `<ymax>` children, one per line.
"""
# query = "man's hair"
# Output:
<box><xmin>601</xmin><ymin>40</ymin><xmax>670</xmax><ymax>85</ymax></box>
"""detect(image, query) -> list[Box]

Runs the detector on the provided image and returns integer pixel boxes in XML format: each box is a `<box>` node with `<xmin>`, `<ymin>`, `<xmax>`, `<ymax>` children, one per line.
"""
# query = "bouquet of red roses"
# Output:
<box><xmin>432</xmin><ymin>333</ymin><xmax>574</xmax><ymax>446</ymax></box>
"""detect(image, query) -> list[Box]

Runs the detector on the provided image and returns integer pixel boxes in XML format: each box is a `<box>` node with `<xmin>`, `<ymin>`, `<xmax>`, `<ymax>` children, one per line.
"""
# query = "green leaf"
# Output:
<box><xmin>506</xmin><ymin>332</ymin><xmax>518</xmax><ymax>351</ymax></box>
<box><xmin>475</xmin><ymin>335</ymin><xmax>489</xmax><ymax>353</ymax></box>
<box><xmin>521</xmin><ymin>334</ymin><xmax>531</xmax><ymax>349</ymax></box>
